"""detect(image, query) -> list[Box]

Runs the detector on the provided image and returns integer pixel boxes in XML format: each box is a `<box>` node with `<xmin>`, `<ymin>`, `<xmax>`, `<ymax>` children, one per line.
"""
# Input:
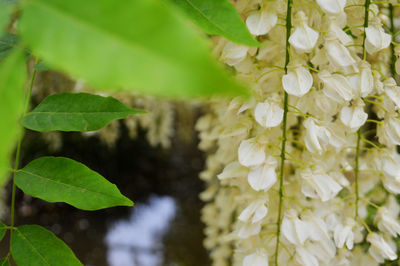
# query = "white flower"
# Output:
<box><xmin>295</xmin><ymin>246</ymin><xmax>319</xmax><ymax>266</ymax></box>
<box><xmin>340</xmin><ymin>99</ymin><xmax>368</xmax><ymax>132</ymax></box>
<box><xmin>382</xmin><ymin>117</ymin><xmax>400</xmax><ymax>145</ymax></box>
<box><xmin>301</xmin><ymin>167</ymin><xmax>343</xmax><ymax>202</ymax></box>
<box><xmin>254</xmin><ymin>100</ymin><xmax>284</xmax><ymax>128</ymax></box>
<box><xmin>282</xmin><ymin>65</ymin><xmax>313</xmax><ymax>97</ymax></box>
<box><xmin>237</xmin><ymin>221</ymin><xmax>262</xmax><ymax>239</ymax></box>
<box><xmin>325</xmin><ymin>33</ymin><xmax>356</xmax><ymax>67</ymax></box>
<box><xmin>246</xmin><ymin>10</ymin><xmax>277</xmax><ymax>36</ymax></box>
<box><xmin>385</xmin><ymin>78</ymin><xmax>400</xmax><ymax>109</ymax></box>
<box><xmin>377</xmin><ymin>152</ymin><xmax>400</xmax><ymax>181</ymax></box>
<box><xmin>310</xmin><ymin>91</ymin><xmax>339</xmax><ymax>118</ymax></box>
<box><xmin>281</xmin><ymin>209</ymin><xmax>309</xmax><ymax>245</ymax></box>
<box><xmin>329</xmin><ymin>20</ymin><xmax>352</xmax><ymax>45</ymax></box>
<box><xmin>239</xmin><ymin>199</ymin><xmax>268</xmax><ymax>223</ymax></box>
<box><xmin>302</xmin><ymin>211</ymin><xmax>330</xmax><ymax>241</ymax></box>
<box><xmin>382</xmin><ymin>175</ymin><xmax>400</xmax><ymax>194</ymax></box>
<box><xmin>316</xmin><ymin>0</ymin><xmax>346</xmax><ymax>15</ymax></box>
<box><xmin>238</xmin><ymin>138</ymin><xmax>266</xmax><ymax>167</ymax></box>
<box><xmin>330</xmin><ymin>171</ymin><xmax>350</xmax><ymax>187</ymax></box>
<box><xmin>365</xmin><ymin>21</ymin><xmax>391</xmax><ymax>54</ymax></box>
<box><xmin>367</xmin><ymin>233</ymin><xmax>397</xmax><ymax>263</ymax></box>
<box><xmin>319</xmin><ymin>70</ymin><xmax>354</xmax><ymax>102</ymax></box>
<box><xmin>334</xmin><ymin>218</ymin><xmax>356</xmax><ymax>250</ymax></box>
<box><xmin>218</xmin><ymin>161</ymin><xmax>249</xmax><ymax>180</ymax></box>
<box><xmin>243</xmin><ymin>249</ymin><xmax>269</xmax><ymax>266</ymax></box>
<box><xmin>304</xmin><ymin>118</ymin><xmax>331</xmax><ymax>154</ymax></box>
<box><xmin>221</xmin><ymin>42</ymin><xmax>249</xmax><ymax>66</ymax></box>
<box><xmin>248</xmin><ymin>156</ymin><xmax>277</xmax><ymax>191</ymax></box>
<box><xmin>289</xmin><ymin>11</ymin><xmax>319</xmax><ymax>53</ymax></box>
<box><xmin>375</xmin><ymin>207</ymin><xmax>400</xmax><ymax>237</ymax></box>
<box><xmin>358</xmin><ymin>60</ymin><xmax>374</xmax><ymax>97</ymax></box>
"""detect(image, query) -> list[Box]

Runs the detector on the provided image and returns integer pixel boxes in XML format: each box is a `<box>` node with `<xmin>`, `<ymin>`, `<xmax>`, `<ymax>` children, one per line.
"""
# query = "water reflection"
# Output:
<box><xmin>106</xmin><ymin>196</ymin><xmax>177</xmax><ymax>266</ymax></box>
<box><xmin>4</xmin><ymin>126</ymin><xmax>210</xmax><ymax>265</ymax></box>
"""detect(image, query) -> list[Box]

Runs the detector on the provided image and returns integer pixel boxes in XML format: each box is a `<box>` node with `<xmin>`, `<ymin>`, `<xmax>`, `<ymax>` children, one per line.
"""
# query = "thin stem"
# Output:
<box><xmin>354</xmin><ymin>0</ymin><xmax>371</xmax><ymax>219</ymax></box>
<box><xmin>345</xmin><ymin>4</ymin><xmax>364</xmax><ymax>9</ymax></box>
<box><xmin>365</xmin><ymin>119</ymin><xmax>383</xmax><ymax>125</ymax></box>
<box><xmin>389</xmin><ymin>3</ymin><xmax>396</xmax><ymax>77</ymax></box>
<box><xmin>363</xmin><ymin>99</ymin><xmax>388</xmax><ymax>112</ymax></box>
<box><xmin>361</xmin><ymin>198</ymin><xmax>381</xmax><ymax>209</ymax></box>
<box><xmin>361</xmin><ymin>137</ymin><xmax>383</xmax><ymax>151</ymax></box>
<box><xmin>9</xmin><ymin>59</ymin><xmax>38</xmax><ymax>240</ymax></box>
<box><xmin>358</xmin><ymin>217</ymin><xmax>373</xmax><ymax>234</ymax></box>
<box><xmin>362</xmin><ymin>0</ymin><xmax>370</xmax><ymax>61</ymax></box>
<box><xmin>355</xmin><ymin>129</ymin><xmax>361</xmax><ymax>218</ymax></box>
<box><xmin>274</xmin><ymin>0</ymin><xmax>292</xmax><ymax>265</ymax></box>
<box><xmin>302</xmin><ymin>64</ymin><xmax>319</xmax><ymax>73</ymax></box>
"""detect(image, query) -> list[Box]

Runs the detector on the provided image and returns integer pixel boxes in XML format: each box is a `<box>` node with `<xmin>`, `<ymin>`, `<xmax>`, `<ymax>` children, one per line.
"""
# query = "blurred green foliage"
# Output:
<box><xmin>168</xmin><ymin>0</ymin><xmax>259</xmax><ymax>46</ymax></box>
<box><xmin>19</xmin><ymin>0</ymin><xmax>249</xmax><ymax>98</ymax></box>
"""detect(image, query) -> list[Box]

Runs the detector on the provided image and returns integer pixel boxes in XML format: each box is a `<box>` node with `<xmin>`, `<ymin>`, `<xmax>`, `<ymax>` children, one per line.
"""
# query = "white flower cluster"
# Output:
<box><xmin>197</xmin><ymin>0</ymin><xmax>400</xmax><ymax>265</ymax></box>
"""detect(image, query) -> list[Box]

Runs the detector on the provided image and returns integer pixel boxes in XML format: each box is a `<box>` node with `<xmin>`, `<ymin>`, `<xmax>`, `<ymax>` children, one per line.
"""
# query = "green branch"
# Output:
<box><xmin>274</xmin><ymin>0</ymin><xmax>292</xmax><ymax>264</ymax></box>
<box><xmin>9</xmin><ymin>59</ymin><xmax>38</xmax><ymax>241</ymax></box>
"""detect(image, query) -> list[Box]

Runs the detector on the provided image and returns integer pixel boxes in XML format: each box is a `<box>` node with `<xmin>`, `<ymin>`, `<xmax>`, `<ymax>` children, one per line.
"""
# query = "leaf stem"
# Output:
<box><xmin>274</xmin><ymin>0</ymin><xmax>292</xmax><ymax>264</ymax></box>
<box><xmin>9</xmin><ymin>59</ymin><xmax>38</xmax><ymax>240</ymax></box>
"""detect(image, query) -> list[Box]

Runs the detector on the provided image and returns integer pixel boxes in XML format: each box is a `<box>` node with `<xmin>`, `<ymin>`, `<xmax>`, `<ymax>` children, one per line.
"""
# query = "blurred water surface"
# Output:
<box><xmin>2</xmin><ymin>124</ymin><xmax>210</xmax><ymax>266</ymax></box>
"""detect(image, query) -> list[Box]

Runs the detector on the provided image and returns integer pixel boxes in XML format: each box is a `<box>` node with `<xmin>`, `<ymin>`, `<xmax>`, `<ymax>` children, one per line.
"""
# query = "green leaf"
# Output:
<box><xmin>168</xmin><ymin>0</ymin><xmax>259</xmax><ymax>46</ymax></box>
<box><xmin>0</xmin><ymin>257</ymin><xmax>10</xmax><ymax>266</ymax></box>
<box><xmin>0</xmin><ymin>222</ymin><xmax>7</xmax><ymax>242</ymax></box>
<box><xmin>0</xmin><ymin>47</ymin><xmax>26</xmax><ymax>186</ymax></box>
<box><xmin>0</xmin><ymin>1</ymin><xmax>12</xmax><ymax>33</ymax></box>
<box><xmin>0</xmin><ymin>33</ymin><xmax>18</xmax><ymax>60</ymax></box>
<box><xmin>33</xmin><ymin>61</ymin><xmax>52</xmax><ymax>71</ymax></box>
<box><xmin>11</xmin><ymin>225</ymin><xmax>82</xmax><ymax>266</ymax></box>
<box><xmin>15</xmin><ymin>157</ymin><xmax>133</xmax><ymax>210</ymax></box>
<box><xmin>23</xmin><ymin>92</ymin><xmax>144</xmax><ymax>132</ymax></box>
<box><xmin>19</xmin><ymin>0</ymin><xmax>248</xmax><ymax>98</ymax></box>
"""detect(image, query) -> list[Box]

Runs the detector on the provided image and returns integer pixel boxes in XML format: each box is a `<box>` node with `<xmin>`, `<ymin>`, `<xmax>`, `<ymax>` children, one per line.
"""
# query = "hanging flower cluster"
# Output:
<box><xmin>197</xmin><ymin>0</ymin><xmax>400</xmax><ymax>265</ymax></box>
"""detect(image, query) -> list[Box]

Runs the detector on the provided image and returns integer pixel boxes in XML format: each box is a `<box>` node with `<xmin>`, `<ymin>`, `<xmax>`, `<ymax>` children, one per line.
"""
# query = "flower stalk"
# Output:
<box><xmin>355</xmin><ymin>0</ymin><xmax>371</xmax><ymax>219</ymax></box>
<box><xmin>389</xmin><ymin>3</ymin><xmax>396</xmax><ymax>77</ymax></box>
<box><xmin>274</xmin><ymin>0</ymin><xmax>293</xmax><ymax>264</ymax></box>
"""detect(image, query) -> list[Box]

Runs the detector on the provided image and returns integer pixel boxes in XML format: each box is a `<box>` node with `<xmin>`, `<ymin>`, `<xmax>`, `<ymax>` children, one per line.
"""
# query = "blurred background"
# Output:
<box><xmin>0</xmin><ymin>70</ymin><xmax>210</xmax><ymax>266</ymax></box>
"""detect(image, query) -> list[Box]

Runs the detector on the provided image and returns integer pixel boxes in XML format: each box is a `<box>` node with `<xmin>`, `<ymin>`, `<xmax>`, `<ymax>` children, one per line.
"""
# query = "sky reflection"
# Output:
<box><xmin>106</xmin><ymin>196</ymin><xmax>177</xmax><ymax>266</ymax></box>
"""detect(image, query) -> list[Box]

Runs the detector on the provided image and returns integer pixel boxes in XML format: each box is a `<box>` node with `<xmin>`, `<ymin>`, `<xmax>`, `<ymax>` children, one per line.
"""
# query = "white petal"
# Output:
<box><xmin>316</xmin><ymin>0</ymin><xmax>346</xmax><ymax>15</ymax></box>
<box><xmin>367</xmin><ymin>233</ymin><xmax>397</xmax><ymax>261</ymax></box>
<box><xmin>246</xmin><ymin>11</ymin><xmax>277</xmax><ymax>36</ymax></box>
<box><xmin>304</xmin><ymin>118</ymin><xmax>332</xmax><ymax>154</ymax></box>
<box><xmin>289</xmin><ymin>25</ymin><xmax>319</xmax><ymax>53</ymax></box>
<box><xmin>319</xmin><ymin>71</ymin><xmax>354</xmax><ymax>102</ymax></box>
<box><xmin>340</xmin><ymin>104</ymin><xmax>368</xmax><ymax>132</ymax></box>
<box><xmin>325</xmin><ymin>39</ymin><xmax>356</xmax><ymax>67</ymax></box>
<box><xmin>218</xmin><ymin>161</ymin><xmax>249</xmax><ymax>180</ymax></box>
<box><xmin>282</xmin><ymin>66</ymin><xmax>313</xmax><ymax>96</ymax></box>
<box><xmin>296</xmin><ymin>246</ymin><xmax>319</xmax><ymax>266</ymax></box>
<box><xmin>238</xmin><ymin>138</ymin><xmax>266</xmax><ymax>167</ymax></box>
<box><xmin>282</xmin><ymin>217</ymin><xmax>298</xmax><ymax>244</ymax></box>
<box><xmin>237</xmin><ymin>221</ymin><xmax>262</xmax><ymax>239</ymax></box>
<box><xmin>238</xmin><ymin>200</ymin><xmax>268</xmax><ymax>223</ymax></box>
<box><xmin>248</xmin><ymin>158</ymin><xmax>277</xmax><ymax>191</ymax></box>
<box><xmin>365</xmin><ymin>25</ymin><xmax>391</xmax><ymax>54</ymax></box>
<box><xmin>252</xmin><ymin>204</ymin><xmax>268</xmax><ymax>223</ymax></box>
<box><xmin>254</xmin><ymin>101</ymin><xmax>284</xmax><ymax>128</ymax></box>
<box><xmin>359</xmin><ymin>62</ymin><xmax>374</xmax><ymax>96</ymax></box>
<box><xmin>221</xmin><ymin>42</ymin><xmax>249</xmax><ymax>66</ymax></box>
<box><xmin>243</xmin><ymin>250</ymin><xmax>269</xmax><ymax>266</ymax></box>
